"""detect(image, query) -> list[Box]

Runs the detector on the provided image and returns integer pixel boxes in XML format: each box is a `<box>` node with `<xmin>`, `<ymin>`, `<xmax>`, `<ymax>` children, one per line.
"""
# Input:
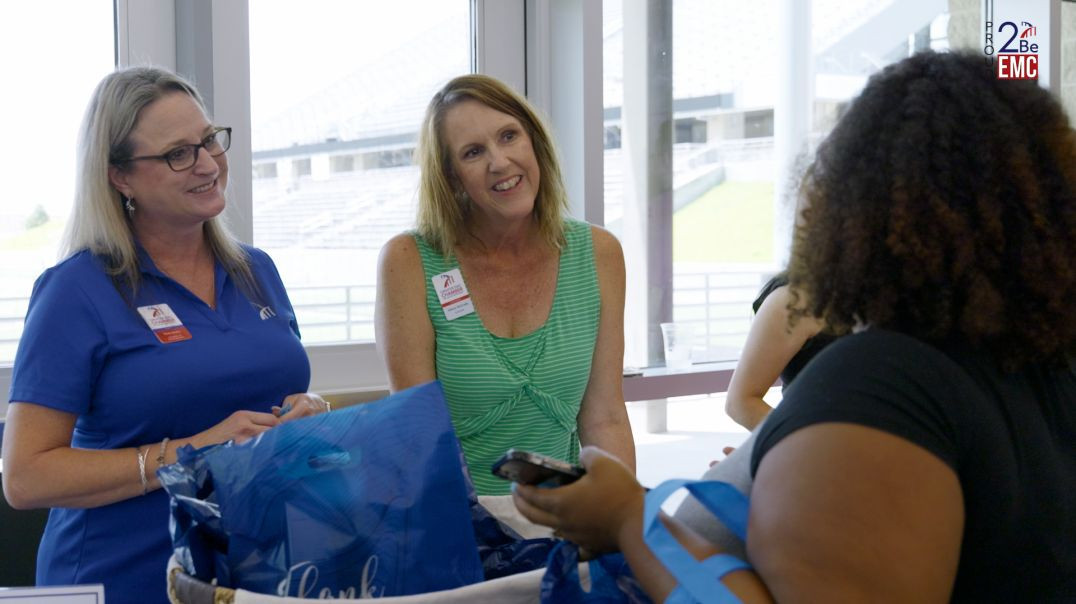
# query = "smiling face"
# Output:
<box><xmin>442</xmin><ymin>99</ymin><xmax>541</xmax><ymax>226</ymax></box>
<box><xmin>108</xmin><ymin>91</ymin><xmax>228</xmax><ymax>236</ymax></box>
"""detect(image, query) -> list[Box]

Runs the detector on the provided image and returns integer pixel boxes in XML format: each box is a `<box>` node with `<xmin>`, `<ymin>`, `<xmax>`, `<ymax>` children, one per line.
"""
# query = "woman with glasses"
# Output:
<box><xmin>375</xmin><ymin>74</ymin><xmax>635</xmax><ymax>495</ymax></box>
<box><xmin>1</xmin><ymin>67</ymin><xmax>328</xmax><ymax>603</ymax></box>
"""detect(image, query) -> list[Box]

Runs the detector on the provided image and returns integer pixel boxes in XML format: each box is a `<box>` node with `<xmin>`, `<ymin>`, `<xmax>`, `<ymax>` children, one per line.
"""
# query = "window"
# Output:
<box><xmin>5</xmin><ymin>1</ymin><xmax>1062</xmax><ymax>404</ymax></box>
<box><xmin>0</xmin><ymin>2</ymin><xmax>115</xmax><ymax>364</ymax></box>
<box><xmin>254</xmin><ymin>163</ymin><xmax>279</xmax><ymax>179</ymax></box>
<box><xmin>248</xmin><ymin>0</ymin><xmax>471</xmax><ymax>345</ymax></box>
<box><xmin>292</xmin><ymin>158</ymin><xmax>312</xmax><ymax>178</ymax></box>
<box><xmin>605</xmin><ymin>0</ymin><xmax>950</xmax><ymax>369</ymax></box>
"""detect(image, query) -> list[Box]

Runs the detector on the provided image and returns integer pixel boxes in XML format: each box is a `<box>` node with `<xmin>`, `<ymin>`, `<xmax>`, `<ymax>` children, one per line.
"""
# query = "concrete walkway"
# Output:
<box><xmin>628</xmin><ymin>393</ymin><xmax>753</xmax><ymax>489</ymax></box>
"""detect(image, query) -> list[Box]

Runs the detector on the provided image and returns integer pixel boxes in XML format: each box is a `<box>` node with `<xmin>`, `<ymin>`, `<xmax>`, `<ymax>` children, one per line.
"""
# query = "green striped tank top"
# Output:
<box><xmin>413</xmin><ymin>219</ymin><xmax>601</xmax><ymax>494</ymax></box>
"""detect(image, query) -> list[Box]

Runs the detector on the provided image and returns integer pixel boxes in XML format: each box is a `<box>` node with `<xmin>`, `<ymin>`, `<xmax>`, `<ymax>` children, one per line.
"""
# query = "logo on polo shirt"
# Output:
<box><xmin>250</xmin><ymin>300</ymin><xmax>277</xmax><ymax>320</ymax></box>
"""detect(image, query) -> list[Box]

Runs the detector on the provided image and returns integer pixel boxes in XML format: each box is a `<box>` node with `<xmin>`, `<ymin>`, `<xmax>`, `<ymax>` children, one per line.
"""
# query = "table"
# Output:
<box><xmin>623</xmin><ymin>361</ymin><xmax>739</xmax><ymax>432</ymax></box>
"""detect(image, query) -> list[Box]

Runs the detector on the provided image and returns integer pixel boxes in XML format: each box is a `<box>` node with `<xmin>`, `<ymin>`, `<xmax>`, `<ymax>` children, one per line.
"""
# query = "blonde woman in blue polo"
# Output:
<box><xmin>3</xmin><ymin>67</ymin><xmax>329</xmax><ymax>604</ymax></box>
<box><xmin>376</xmin><ymin>75</ymin><xmax>635</xmax><ymax>494</ymax></box>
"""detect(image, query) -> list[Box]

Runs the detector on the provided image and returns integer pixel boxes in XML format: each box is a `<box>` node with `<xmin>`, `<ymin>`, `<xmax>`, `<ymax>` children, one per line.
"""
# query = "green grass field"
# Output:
<box><xmin>2</xmin><ymin>182</ymin><xmax>773</xmax><ymax>262</ymax></box>
<box><xmin>0</xmin><ymin>221</ymin><xmax>64</xmax><ymax>251</ymax></box>
<box><xmin>673</xmin><ymin>180</ymin><xmax>774</xmax><ymax>263</ymax></box>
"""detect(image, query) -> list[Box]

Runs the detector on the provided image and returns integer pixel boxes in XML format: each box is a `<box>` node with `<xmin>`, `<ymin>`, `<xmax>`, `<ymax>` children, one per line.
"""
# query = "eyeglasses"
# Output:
<box><xmin>115</xmin><ymin>127</ymin><xmax>232</xmax><ymax>172</ymax></box>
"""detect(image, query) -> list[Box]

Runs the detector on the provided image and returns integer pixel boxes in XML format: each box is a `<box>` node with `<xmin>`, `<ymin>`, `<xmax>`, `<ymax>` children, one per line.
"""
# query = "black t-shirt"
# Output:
<box><xmin>752</xmin><ymin>329</ymin><xmax>1076</xmax><ymax>601</ymax></box>
<box><xmin>751</xmin><ymin>273</ymin><xmax>837</xmax><ymax>386</ymax></box>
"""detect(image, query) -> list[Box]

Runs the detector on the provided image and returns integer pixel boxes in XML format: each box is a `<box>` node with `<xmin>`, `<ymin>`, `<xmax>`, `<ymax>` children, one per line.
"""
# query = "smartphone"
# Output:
<box><xmin>491</xmin><ymin>449</ymin><xmax>586</xmax><ymax>488</ymax></box>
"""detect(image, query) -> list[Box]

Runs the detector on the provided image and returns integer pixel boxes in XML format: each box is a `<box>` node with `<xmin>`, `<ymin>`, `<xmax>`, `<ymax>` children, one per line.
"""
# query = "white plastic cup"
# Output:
<box><xmin>660</xmin><ymin>322</ymin><xmax>693</xmax><ymax>370</ymax></box>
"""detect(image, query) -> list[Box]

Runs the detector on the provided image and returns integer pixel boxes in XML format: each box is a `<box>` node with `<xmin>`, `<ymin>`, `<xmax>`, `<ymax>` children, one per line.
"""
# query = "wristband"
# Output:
<box><xmin>157</xmin><ymin>437</ymin><xmax>170</xmax><ymax>468</ymax></box>
<box><xmin>136</xmin><ymin>446</ymin><xmax>149</xmax><ymax>495</ymax></box>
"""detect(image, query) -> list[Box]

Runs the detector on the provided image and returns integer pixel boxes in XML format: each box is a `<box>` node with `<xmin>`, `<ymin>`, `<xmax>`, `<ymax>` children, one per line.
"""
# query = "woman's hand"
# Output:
<box><xmin>189</xmin><ymin>409</ymin><xmax>281</xmax><ymax>448</ymax></box>
<box><xmin>189</xmin><ymin>393</ymin><xmax>328</xmax><ymax>450</ymax></box>
<box><xmin>272</xmin><ymin>392</ymin><xmax>331</xmax><ymax>422</ymax></box>
<box><xmin>512</xmin><ymin>446</ymin><xmax>645</xmax><ymax>554</ymax></box>
<box><xmin>709</xmin><ymin>445</ymin><xmax>737</xmax><ymax>467</ymax></box>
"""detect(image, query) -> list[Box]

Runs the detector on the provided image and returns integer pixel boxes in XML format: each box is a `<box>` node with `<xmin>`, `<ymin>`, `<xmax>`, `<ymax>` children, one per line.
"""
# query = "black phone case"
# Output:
<box><xmin>491</xmin><ymin>450</ymin><xmax>584</xmax><ymax>487</ymax></box>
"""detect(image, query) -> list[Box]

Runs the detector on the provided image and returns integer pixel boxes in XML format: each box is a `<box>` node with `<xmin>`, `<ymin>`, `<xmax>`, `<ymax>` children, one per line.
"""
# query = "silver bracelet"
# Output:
<box><xmin>136</xmin><ymin>446</ymin><xmax>149</xmax><ymax>495</ymax></box>
<box><xmin>156</xmin><ymin>437</ymin><xmax>170</xmax><ymax>468</ymax></box>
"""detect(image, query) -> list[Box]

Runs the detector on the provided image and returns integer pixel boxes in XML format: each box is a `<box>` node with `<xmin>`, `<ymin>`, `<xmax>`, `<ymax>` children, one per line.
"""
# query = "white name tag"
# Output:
<box><xmin>432</xmin><ymin>268</ymin><xmax>475</xmax><ymax>320</ymax></box>
<box><xmin>137</xmin><ymin>303</ymin><xmax>193</xmax><ymax>343</ymax></box>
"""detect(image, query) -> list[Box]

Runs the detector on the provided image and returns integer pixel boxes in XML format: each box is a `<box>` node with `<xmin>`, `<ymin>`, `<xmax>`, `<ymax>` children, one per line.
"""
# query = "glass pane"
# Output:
<box><xmin>606</xmin><ymin>0</ymin><xmax>949</xmax><ymax>367</ymax></box>
<box><xmin>0</xmin><ymin>2</ymin><xmax>115</xmax><ymax>364</ymax></box>
<box><xmin>249</xmin><ymin>0</ymin><xmax>471</xmax><ymax>345</ymax></box>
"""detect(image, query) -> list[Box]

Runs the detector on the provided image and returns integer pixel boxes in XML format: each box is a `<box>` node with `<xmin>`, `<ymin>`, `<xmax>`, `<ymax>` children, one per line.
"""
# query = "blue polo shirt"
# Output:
<box><xmin>9</xmin><ymin>244</ymin><xmax>310</xmax><ymax>604</ymax></box>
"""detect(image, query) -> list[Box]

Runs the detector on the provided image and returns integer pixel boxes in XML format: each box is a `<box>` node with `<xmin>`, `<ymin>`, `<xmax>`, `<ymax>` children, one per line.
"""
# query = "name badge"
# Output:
<box><xmin>137</xmin><ymin>303</ymin><xmax>193</xmax><ymax>343</ymax></box>
<box><xmin>432</xmin><ymin>268</ymin><xmax>475</xmax><ymax>320</ymax></box>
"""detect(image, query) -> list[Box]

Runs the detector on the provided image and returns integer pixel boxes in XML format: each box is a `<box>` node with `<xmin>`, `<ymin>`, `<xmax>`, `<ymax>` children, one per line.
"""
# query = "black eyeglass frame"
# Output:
<box><xmin>113</xmin><ymin>126</ymin><xmax>232</xmax><ymax>172</ymax></box>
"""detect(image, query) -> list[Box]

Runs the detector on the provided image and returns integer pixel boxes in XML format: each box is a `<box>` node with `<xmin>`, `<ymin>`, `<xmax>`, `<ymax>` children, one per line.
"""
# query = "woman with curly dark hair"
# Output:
<box><xmin>512</xmin><ymin>52</ymin><xmax>1076</xmax><ymax>601</ymax></box>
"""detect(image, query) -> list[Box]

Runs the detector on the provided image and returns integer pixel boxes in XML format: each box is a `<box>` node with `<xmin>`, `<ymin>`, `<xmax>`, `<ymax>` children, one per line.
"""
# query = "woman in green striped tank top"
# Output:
<box><xmin>375</xmin><ymin>74</ymin><xmax>635</xmax><ymax>495</ymax></box>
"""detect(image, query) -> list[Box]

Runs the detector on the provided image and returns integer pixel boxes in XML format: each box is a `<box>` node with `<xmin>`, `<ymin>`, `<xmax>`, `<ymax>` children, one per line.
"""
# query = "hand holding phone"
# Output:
<box><xmin>491</xmin><ymin>449</ymin><xmax>585</xmax><ymax>488</ymax></box>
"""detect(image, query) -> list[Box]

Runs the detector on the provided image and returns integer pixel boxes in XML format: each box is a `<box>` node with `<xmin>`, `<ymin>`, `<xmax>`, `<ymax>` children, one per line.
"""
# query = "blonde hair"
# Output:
<box><xmin>62</xmin><ymin>66</ymin><xmax>257</xmax><ymax>298</ymax></box>
<box><xmin>416</xmin><ymin>74</ymin><xmax>569</xmax><ymax>256</ymax></box>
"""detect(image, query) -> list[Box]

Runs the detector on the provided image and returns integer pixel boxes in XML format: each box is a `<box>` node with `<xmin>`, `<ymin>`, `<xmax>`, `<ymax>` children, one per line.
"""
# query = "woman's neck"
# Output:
<box><xmin>462</xmin><ymin>213</ymin><xmax>540</xmax><ymax>257</ymax></box>
<box><xmin>134</xmin><ymin>222</ymin><xmax>211</xmax><ymax>272</ymax></box>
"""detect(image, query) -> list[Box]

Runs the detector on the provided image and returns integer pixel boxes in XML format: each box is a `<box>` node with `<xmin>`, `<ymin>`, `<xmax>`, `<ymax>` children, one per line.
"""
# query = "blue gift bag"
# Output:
<box><xmin>540</xmin><ymin>541</ymin><xmax>651</xmax><ymax>603</ymax></box>
<box><xmin>539</xmin><ymin>479</ymin><xmax>753</xmax><ymax>604</ymax></box>
<box><xmin>645</xmin><ymin>480</ymin><xmax>753</xmax><ymax>604</ymax></box>
<box><xmin>470</xmin><ymin>496</ymin><xmax>558</xmax><ymax>580</ymax></box>
<box><xmin>159</xmin><ymin>381</ymin><xmax>485</xmax><ymax>598</ymax></box>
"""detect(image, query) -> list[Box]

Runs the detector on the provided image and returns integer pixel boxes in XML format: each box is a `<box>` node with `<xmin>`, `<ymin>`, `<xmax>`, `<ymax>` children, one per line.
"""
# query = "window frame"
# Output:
<box><xmin>0</xmin><ymin>0</ymin><xmax>175</xmax><ymax>409</ymax></box>
<box><xmin>230</xmin><ymin>0</ymin><xmax>529</xmax><ymax>395</ymax></box>
<box><xmin>0</xmin><ymin>0</ymin><xmax>532</xmax><ymax>403</ymax></box>
<box><xmin>0</xmin><ymin>0</ymin><xmax>700</xmax><ymax>405</ymax></box>
<box><xmin>178</xmin><ymin>1</ymin><xmax>532</xmax><ymax>397</ymax></box>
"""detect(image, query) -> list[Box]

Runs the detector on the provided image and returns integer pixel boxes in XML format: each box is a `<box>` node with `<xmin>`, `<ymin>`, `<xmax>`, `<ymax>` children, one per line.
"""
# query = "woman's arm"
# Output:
<box><xmin>725</xmin><ymin>285</ymin><xmax>822</xmax><ymax>430</ymax></box>
<box><xmin>1</xmin><ymin>401</ymin><xmax>282</xmax><ymax>509</ymax></box>
<box><xmin>750</xmin><ymin>423</ymin><xmax>964</xmax><ymax>601</ymax></box>
<box><xmin>374</xmin><ymin>233</ymin><xmax>437</xmax><ymax>392</ymax></box>
<box><xmin>576</xmin><ymin>226</ymin><xmax>635</xmax><ymax>471</ymax></box>
<box><xmin>513</xmin><ymin>447</ymin><xmax>771</xmax><ymax>602</ymax></box>
<box><xmin>517</xmin><ymin>427</ymin><xmax>964</xmax><ymax>602</ymax></box>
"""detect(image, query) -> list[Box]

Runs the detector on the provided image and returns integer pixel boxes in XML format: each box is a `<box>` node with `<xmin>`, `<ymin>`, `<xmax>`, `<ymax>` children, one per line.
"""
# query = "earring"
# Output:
<box><xmin>124</xmin><ymin>197</ymin><xmax>136</xmax><ymax>214</ymax></box>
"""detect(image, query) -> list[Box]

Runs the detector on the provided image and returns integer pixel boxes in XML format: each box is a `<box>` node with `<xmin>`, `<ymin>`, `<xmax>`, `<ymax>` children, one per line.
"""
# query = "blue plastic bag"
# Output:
<box><xmin>540</xmin><ymin>541</ymin><xmax>651</xmax><ymax>603</ymax></box>
<box><xmin>159</xmin><ymin>381</ymin><xmax>485</xmax><ymax>598</ymax></box>
<box><xmin>470</xmin><ymin>496</ymin><xmax>558</xmax><ymax>580</ymax></box>
<box><xmin>645</xmin><ymin>480</ymin><xmax>752</xmax><ymax>604</ymax></box>
<box><xmin>539</xmin><ymin>478</ymin><xmax>753</xmax><ymax>603</ymax></box>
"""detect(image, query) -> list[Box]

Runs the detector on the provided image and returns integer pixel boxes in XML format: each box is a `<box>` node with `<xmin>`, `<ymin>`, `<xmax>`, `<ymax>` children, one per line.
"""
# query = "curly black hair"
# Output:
<box><xmin>787</xmin><ymin>51</ymin><xmax>1076</xmax><ymax>369</ymax></box>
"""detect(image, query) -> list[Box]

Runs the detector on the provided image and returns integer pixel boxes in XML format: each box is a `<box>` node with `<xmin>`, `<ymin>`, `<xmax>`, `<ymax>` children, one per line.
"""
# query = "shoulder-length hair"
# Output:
<box><xmin>61</xmin><ymin>66</ymin><xmax>256</xmax><ymax>298</ymax></box>
<box><xmin>787</xmin><ymin>51</ymin><xmax>1076</xmax><ymax>368</ymax></box>
<box><xmin>415</xmin><ymin>74</ymin><xmax>569</xmax><ymax>256</ymax></box>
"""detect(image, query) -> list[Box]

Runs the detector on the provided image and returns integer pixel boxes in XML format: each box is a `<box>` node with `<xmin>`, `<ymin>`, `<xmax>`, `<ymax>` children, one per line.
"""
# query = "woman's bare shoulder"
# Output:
<box><xmin>588</xmin><ymin>224</ymin><xmax>624</xmax><ymax>263</ymax></box>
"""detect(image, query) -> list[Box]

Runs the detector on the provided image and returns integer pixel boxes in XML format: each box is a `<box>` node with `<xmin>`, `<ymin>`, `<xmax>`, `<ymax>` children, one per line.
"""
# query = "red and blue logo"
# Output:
<box><xmin>985</xmin><ymin>16</ymin><xmax>1039</xmax><ymax>80</ymax></box>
